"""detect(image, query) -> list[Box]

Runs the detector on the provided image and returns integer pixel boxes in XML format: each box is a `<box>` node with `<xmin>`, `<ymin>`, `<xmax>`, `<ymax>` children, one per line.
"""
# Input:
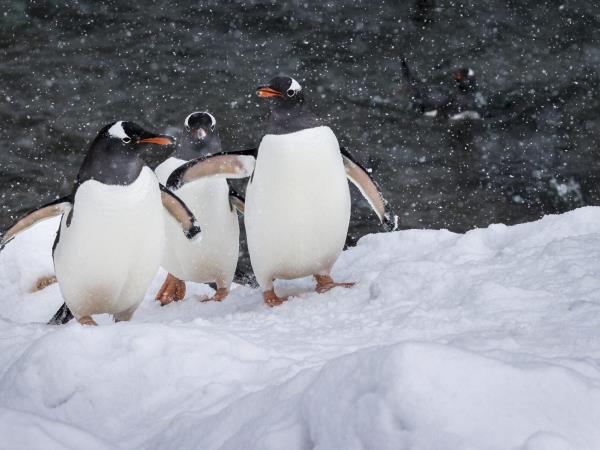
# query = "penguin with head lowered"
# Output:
<box><xmin>0</xmin><ymin>121</ymin><xmax>254</xmax><ymax>325</ymax></box>
<box><xmin>154</xmin><ymin>112</ymin><xmax>244</xmax><ymax>304</ymax></box>
<box><xmin>168</xmin><ymin>76</ymin><xmax>395</xmax><ymax>306</ymax></box>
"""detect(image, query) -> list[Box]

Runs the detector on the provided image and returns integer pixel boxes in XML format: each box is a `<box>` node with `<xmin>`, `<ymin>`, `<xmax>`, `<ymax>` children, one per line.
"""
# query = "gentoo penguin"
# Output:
<box><xmin>449</xmin><ymin>67</ymin><xmax>487</xmax><ymax>121</ymax></box>
<box><xmin>153</xmin><ymin>112</ymin><xmax>244</xmax><ymax>305</ymax></box>
<box><xmin>168</xmin><ymin>76</ymin><xmax>395</xmax><ymax>306</ymax></box>
<box><xmin>0</xmin><ymin>121</ymin><xmax>205</xmax><ymax>325</ymax></box>
<box><xmin>400</xmin><ymin>58</ymin><xmax>451</xmax><ymax>117</ymax></box>
<box><xmin>400</xmin><ymin>59</ymin><xmax>485</xmax><ymax>120</ymax></box>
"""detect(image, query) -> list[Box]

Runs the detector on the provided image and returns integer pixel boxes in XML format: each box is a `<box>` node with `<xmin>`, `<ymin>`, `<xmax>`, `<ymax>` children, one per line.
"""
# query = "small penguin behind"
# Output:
<box><xmin>154</xmin><ymin>112</ymin><xmax>245</xmax><ymax>305</ymax></box>
<box><xmin>0</xmin><ymin>121</ymin><xmax>253</xmax><ymax>325</ymax></box>
<box><xmin>449</xmin><ymin>67</ymin><xmax>487</xmax><ymax>121</ymax></box>
<box><xmin>168</xmin><ymin>75</ymin><xmax>396</xmax><ymax>307</ymax></box>
<box><xmin>400</xmin><ymin>59</ymin><xmax>486</xmax><ymax>120</ymax></box>
<box><xmin>400</xmin><ymin>58</ymin><xmax>451</xmax><ymax>117</ymax></box>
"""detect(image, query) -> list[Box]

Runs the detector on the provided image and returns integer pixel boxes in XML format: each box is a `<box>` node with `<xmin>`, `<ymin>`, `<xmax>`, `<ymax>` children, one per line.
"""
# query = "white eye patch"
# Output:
<box><xmin>289</xmin><ymin>78</ymin><xmax>302</xmax><ymax>92</ymax></box>
<box><xmin>108</xmin><ymin>121</ymin><xmax>129</xmax><ymax>139</ymax></box>
<box><xmin>204</xmin><ymin>112</ymin><xmax>216</xmax><ymax>129</ymax></box>
<box><xmin>184</xmin><ymin>112</ymin><xmax>198</xmax><ymax>129</ymax></box>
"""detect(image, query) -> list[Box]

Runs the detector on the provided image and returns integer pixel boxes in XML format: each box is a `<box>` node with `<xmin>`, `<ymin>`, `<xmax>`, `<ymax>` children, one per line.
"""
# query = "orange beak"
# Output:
<box><xmin>137</xmin><ymin>136</ymin><xmax>174</xmax><ymax>145</ymax></box>
<box><xmin>256</xmin><ymin>86</ymin><xmax>283</xmax><ymax>98</ymax></box>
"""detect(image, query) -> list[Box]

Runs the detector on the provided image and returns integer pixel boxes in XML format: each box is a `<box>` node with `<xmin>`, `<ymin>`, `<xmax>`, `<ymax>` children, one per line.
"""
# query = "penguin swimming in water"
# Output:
<box><xmin>167</xmin><ymin>76</ymin><xmax>395</xmax><ymax>306</ymax></box>
<box><xmin>449</xmin><ymin>67</ymin><xmax>486</xmax><ymax>121</ymax></box>
<box><xmin>154</xmin><ymin>112</ymin><xmax>244</xmax><ymax>305</ymax></box>
<box><xmin>400</xmin><ymin>59</ymin><xmax>486</xmax><ymax>120</ymax></box>
<box><xmin>0</xmin><ymin>121</ymin><xmax>215</xmax><ymax>325</ymax></box>
<box><xmin>400</xmin><ymin>58</ymin><xmax>451</xmax><ymax>117</ymax></box>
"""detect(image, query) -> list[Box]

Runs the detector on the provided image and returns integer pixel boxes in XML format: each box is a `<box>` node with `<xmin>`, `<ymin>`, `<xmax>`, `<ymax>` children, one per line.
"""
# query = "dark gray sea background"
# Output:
<box><xmin>1</xmin><ymin>1</ymin><xmax>599</xmax><ymax>266</ymax></box>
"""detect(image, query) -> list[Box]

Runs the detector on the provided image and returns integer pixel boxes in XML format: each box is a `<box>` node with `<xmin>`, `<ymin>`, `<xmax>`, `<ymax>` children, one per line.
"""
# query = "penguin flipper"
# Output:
<box><xmin>340</xmin><ymin>148</ymin><xmax>398</xmax><ymax>232</ymax></box>
<box><xmin>166</xmin><ymin>153</ymin><xmax>256</xmax><ymax>190</ymax></box>
<box><xmin>228</xmin><ymin>183</ymin><xmax>246</xmax><ymax>214</ymax></box>
<box><xmin>400</xmin><ymin>57</ymin><xmax>417</xmax><ymax>86</ymax></box>
<box><xmin>48</xmin><ymin>302</ymin><xmax>74</xmax><ymax>325</ymax></box>
<box><xmin>0</xmin><ymin>196</ymin><xmax>72</xmax><ymax>251</ymax></box>
<box><xmin>159</xmin><ymin>184</ymin><xmax>201</xmax><ymax>239</ymax></box>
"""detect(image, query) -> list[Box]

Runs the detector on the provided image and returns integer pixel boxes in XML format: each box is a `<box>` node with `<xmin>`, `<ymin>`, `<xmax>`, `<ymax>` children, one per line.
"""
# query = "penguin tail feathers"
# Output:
<box><xmin>48</xmin><ymin>302</ymin><xmax>74</xmax><ymax>325</ymax></box>
<box><xmin>233</xmin><ymin>267</ymin><xmax>259</xmax><ymax>288</ymax></box>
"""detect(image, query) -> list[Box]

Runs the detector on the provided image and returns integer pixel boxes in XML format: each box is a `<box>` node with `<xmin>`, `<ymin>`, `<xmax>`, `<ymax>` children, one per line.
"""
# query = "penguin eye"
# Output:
<box><xmin>287</xmin><ymin>89</ymin><xmax>296</xmax><ymax>97</ymax></box>
<box><xmin>121</xmin><ymin>137</ymin><xmax>131</xmax><ymax>144</ymax></box>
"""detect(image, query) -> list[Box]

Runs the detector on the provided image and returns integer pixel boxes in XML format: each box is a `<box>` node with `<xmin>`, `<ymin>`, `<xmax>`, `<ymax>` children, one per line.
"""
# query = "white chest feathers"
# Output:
<box><xmin>53</xmin><ymin>167</ymin><xmax>164</xmax><ymax>318</ymax></box>
<box><xmin>245</xmin><ymin>126</ymin><xmax>351</xmax><ymax>288</ymax></box>
<box><xmin>155</xmin><ymin>157</ymin><xmax>239</xmax><ymax>285</ymax></box>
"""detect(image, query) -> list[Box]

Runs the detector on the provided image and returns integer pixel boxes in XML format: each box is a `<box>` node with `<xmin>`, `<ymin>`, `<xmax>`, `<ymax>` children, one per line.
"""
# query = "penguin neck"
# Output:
<box><xmin>174</xmin><ymin>132</ymin><xmax>222</xmax><ymax>161</ymax></box>
<box><xmin>266</xmin><ymin>99</ymin><xmax>320</xmax><ymax>135</ymax></box>
<box><xmin>77</xmin><ymin>141</ymin><xmax>145</xmax><ymax>186</ymax></box>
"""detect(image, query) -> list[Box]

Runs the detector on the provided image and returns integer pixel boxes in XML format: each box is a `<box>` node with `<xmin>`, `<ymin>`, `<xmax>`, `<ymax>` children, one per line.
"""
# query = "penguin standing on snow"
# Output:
<box><xmin>0</xmin><ymin>121</ymin><xmax>209</xmax><ymax>325</ymax></box>
<box><xmin>154</xmin><ymin>112</ymin><xmax>244</xmax><ymax>304</ymax></box>
<box><xmin>167</xmin><ymin>76</ymin><xmax>395</xmax><ymax>306</ymax></box>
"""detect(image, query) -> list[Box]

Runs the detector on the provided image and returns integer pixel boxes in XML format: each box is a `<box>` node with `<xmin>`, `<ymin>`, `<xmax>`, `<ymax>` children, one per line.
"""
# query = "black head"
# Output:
<box><xmin>452</xmin><ymin>68</ymin><xmax>477</xmax><ymax>93</ymax></box>
<box><xmin>255</xmin><ymin>75</ymin><xmax>320</xmax><ymax>134</ymax></box>
<box><xmin>184</xmin><ymin>112</ymin><xmax>217</xmax><ymax>142</ymax></box>
<box><xmin>77</xmin><ymin>121</ymin><xmax>175</xmax><ymax>186</ymax></box>
<box><xmin>94</xmin><ymin>121</ymin><xmax>175</xmax><ymax>149</ymax></box>
<box><xmin>256</xmin><ymin>75</ymin><xmax>304</xmax><ymax>104</ymax></box>
<box><xmin>177</xmin><ymin>111</ymin><xmax>222</xmax><ymax>158</ymax></box>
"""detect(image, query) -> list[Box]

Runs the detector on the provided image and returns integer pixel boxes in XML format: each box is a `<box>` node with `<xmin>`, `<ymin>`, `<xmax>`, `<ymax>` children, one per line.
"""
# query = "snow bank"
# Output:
<box><xmin>149</xmin><ymin>343</ymin><xmax>600</xmax><ymax>450</ymax></box>
<box><xmin>1</xmin><ymin>208</ymin><xmax>600</xmax><ymax>449</ymax></box>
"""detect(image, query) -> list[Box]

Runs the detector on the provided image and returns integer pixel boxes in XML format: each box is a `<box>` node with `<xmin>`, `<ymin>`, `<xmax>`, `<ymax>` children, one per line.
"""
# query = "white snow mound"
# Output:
<box><xmin>1</xmin><ymin>207</ymin><xmax>600</xmax><ymax>450</ymax></box>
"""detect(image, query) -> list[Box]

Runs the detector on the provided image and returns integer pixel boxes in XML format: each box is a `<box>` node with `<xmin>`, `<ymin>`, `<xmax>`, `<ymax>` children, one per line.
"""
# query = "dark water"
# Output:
<box><xmin>1</xmin><ymin>0</ymin><xmax>599</xmax><ymax>245</ymax></box>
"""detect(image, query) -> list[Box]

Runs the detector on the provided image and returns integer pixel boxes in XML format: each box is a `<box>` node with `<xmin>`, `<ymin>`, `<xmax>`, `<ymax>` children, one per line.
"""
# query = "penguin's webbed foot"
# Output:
<box><xmin>314</xmin><ymin>274</ymin><xmax>355</xmax><ymax>294</ymax></box>
<box><xmin>32</xmin><ymin>274</ymin><xmax>57</xmax><ymax>292</ymax></box>
<box><xmin>155</xmin><ymin>273</ymin><xmax>186</xmax><ymax>306</ymax></box>
<box><xmin>200</xmin><ymin>287</ymin><xmax>229</xmax><ymax>303</ymax></box>
<box><xmin>263</xmin><ymin>289</ymin><xmax>289</xmax><ymax>307</ymax></box>
<box><xmin>78</xmin><ymin>316</ymin><xmax>98</xmax><ymax>326</ymax></box>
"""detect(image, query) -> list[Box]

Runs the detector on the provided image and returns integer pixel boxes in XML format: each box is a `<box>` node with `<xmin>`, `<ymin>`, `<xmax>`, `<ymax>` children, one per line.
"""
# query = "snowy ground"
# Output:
<box><xmin>1</xmin><ymin>208</ymin><xmax>600</xmax><ymax>450</ymax></box>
